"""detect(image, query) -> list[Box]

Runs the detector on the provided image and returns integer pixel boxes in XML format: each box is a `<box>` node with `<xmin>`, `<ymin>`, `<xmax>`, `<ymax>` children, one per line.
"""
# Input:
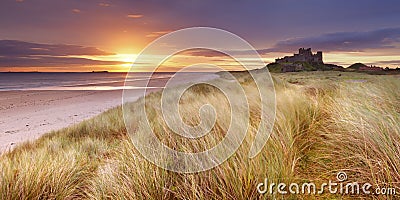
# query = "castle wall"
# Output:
<box><xmin>275</xmin><ymin>48</ymin><xmax>323</xmax><ymax>64</ymax></box>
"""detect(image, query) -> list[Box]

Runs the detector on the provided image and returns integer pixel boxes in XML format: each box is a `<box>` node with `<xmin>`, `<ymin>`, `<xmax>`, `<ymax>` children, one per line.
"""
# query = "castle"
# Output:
<box><xmin>275</xmin><ymin>48</ymin><xmax>323</xmax><ymax>64</ymax></box>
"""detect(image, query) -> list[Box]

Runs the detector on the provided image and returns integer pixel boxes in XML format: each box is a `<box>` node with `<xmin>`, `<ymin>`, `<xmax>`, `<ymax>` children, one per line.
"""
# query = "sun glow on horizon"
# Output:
<box><xmin>74</xmin><ymin>53</ymin><xmax>138</xmax><ymax>72</ymax></box>
<box><xmin>3</xmin><ymin>49</ymin><xmax>399</xmax><ymax>73</ymax></box>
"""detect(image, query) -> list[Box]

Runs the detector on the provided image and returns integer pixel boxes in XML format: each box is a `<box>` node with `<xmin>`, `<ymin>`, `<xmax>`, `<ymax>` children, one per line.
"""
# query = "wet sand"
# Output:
<box><xmin>0</xmin><ymin>73</ymin><xmax>219</xmax><ymax>153</ymax></box>
<box><xmin>0</xmin><ymin>90</ymin><xmax>132</xmax><ymax>152</ymax></box>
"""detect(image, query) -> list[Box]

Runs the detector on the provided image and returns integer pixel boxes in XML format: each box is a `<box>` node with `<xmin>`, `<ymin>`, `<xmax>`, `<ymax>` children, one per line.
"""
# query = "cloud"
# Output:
<box><xmin>257</xmin><ymin>27</ymin><xmax>400</xmax><ymax>54</ymax></box>
<box><xmin>0</xmin><ymin>40</ymin><xmax>114</xmax><ymax>57</ymax></box>
<box><xmin>369</xmin><ymin>60</ymin><xmax>400</xmax><ymax>66</ymax></box>
<box><xmin>71</xmin><ymin>9</ymin><xmax>81</xmax><ymax>13</ymax></box>
<box><xmin>0</xmin><ymin>56</ymin><xmax>125</xmax><ymax>67</ymax></box>
<box><xmin>185</xmin><ymin>49</ymin><xmax>227</xmax><ymax>57</ymax></box>
<box><xmin>145</xmin><ymin>30</ymin><xmax>172</xmax><ymax>38</ymax></box>
<box><xmin>137</xmin><ymin>27</ymin><xmax>400</xmax><ymax>62</ymax></box>
<box><xmin>0</xmin><ymin>40</ymin><xmax>125</xmax><ymax>68</ymax></box>
<box><xmin>98</xmin><ymin>2</ymin><xmax>111</xmax><ymax>7</ymax></box>
<box><xmin>127</xmin><ymin>14</ymin><xmax>143</xmax><ymax>18</ymax></box>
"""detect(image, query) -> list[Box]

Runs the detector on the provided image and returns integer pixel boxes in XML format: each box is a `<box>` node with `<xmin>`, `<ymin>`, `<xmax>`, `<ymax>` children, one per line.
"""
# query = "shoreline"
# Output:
<box><xmin>0</xmin><ymin>73</ymin><xmax>219</xmax><ymax>153</ymax></box>
<box><xmin>0</xmin><ymin>90</ymin><xmax>127</xmax><ymax>152</ymax></box>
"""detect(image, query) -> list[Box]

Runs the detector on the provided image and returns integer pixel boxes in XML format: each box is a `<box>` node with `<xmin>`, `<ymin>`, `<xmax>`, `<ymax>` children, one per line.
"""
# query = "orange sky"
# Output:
<box><xmin>1</xmin><ymin>0</ymin><xmax>400</xmax><ymax>72</ymax></box>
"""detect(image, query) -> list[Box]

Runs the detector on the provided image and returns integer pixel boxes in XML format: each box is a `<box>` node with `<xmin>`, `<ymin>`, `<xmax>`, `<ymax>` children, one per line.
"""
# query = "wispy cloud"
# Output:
<box><xmin>0</xmin><ymin>40</ymin><xmax>113</xmax><ymax>56</ymax></box>
<box><xmin>127</xmin><ymin>14</ymin><xmax>143</xmax><ymax>18</ymax></box>
<box><xmin>368</xmin><ymin>60</ymin><xmax>400</xmax><ymax>66</ymax></box>
<box><xmin>145</xmin><ymin>31</ymin><xmax>172</xmax><ymax>38</ymax></box>
<box><xmin>0</xmin><ymin>40</ymin><xmax>125</xmax><ymax>68</ymax></box>
<box><xmin>0</xmin><ymin>56</ymin><xmax>125</xmax><ymax>67</ymax></box>
<box><xmin>174</xmin><ymin>27</ymin><xmax>400</xmax><ymax>69</ymax></box>
<box><xmin>256</xmin><ymin>27</ymin><xmax>400</xmax><ymax>54</ymax></box>
<box><xmin>98</xmin><ymin>2</ymin><xmax>111</xmax><ymax>7</ymax></box>
<box><xmin>184</xmin><ymin>27</ymin><xmax>400</xmax><ymax>58</ymax></box>
<box><xmin>71</xmin><ymin>9</ymin><xmax>81</xmax><ymax>14</ymax></box>
<box><xmin>185</xmin><ymin>49</ymin><xmax>227</xmax><ymax>57</ymax></box>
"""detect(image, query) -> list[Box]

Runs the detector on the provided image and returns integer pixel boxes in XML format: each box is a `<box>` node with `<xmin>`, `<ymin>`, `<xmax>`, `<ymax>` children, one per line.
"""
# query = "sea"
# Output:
<box><xmin>0</xmin><ymin>72</ymin><xmax>218</xmax><ymax>91</ymax></box>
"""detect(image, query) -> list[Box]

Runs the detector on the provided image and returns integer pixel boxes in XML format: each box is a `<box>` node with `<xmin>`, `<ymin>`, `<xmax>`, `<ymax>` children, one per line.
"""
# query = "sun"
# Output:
<box><xmin>115</xmin><ymin>54</ymin><xmax>137</xmax><ymax>63</ymax></box>
<box><xmin>94</xmin><ymin>53</ymin><xmax>138</xmax><ymax>72</ymax></box>
<box><xmin>113</xmin><ymin>54</ymin><xmax>137</xmax><ymax>71</ymax></box>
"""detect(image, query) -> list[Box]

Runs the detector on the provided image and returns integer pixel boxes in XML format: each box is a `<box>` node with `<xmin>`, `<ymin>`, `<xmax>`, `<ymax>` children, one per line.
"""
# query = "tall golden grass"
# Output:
<box><xmin>0</xmin><ymin>71</ymin><xmax>398</xmax><ymax>199</ymax></box>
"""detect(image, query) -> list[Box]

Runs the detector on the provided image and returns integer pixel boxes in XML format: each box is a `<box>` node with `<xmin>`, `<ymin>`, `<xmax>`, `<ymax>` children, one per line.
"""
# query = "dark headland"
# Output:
<box><xmin>266</xmin><ymin>48</ymin><xmax>400</xmax><ymax>75</ymax></box>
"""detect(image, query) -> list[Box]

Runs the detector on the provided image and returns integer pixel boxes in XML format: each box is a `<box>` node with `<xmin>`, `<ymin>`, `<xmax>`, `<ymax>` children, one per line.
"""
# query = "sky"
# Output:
<box><xmin>1</xmin><ymin>0</ymin><xmax>400</xmax><ymax>72</ymax></box>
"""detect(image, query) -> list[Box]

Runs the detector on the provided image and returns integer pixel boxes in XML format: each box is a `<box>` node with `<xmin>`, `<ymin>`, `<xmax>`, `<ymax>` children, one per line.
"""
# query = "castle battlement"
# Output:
<box><xmin>275</xmin><ymin>48</ymin><xmax>323</xmax><ymax>64</ymax></box>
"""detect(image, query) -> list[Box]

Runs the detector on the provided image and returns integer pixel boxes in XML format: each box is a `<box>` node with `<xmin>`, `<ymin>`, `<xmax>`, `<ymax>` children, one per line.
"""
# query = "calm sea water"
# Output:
<box><xmin>0</xmin><ymin>72</ymin><xmax>177</xmax><ymax>91</ymax></box>
<box><xmin>0</xmin><ymin>72</ymin><xmax>218</xmax><ymax>91</ymax></box>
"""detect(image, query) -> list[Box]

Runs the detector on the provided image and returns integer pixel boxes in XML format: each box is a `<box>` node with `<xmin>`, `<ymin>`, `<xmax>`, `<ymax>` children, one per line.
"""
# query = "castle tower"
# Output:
<box><xmin>299</xmin><ymin>48</ymin><xmax>312</xmax><ymax>57</ymax></box>
<box><xmin>316</xmin><ymin>51</ymin><xmax>323</xmax><ymax>63</ymax></box>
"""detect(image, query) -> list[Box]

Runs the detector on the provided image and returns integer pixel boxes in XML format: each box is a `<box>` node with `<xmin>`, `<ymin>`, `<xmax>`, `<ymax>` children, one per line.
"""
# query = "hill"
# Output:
<box><xmin>266</xmin><ymin>61</ymin><xmax>343</xmax><ymax>73</ymax></box>
<box><xmin>348</xmin><ymin>63</ymin><xmax>368</xmax><ymax>70</ymax></box>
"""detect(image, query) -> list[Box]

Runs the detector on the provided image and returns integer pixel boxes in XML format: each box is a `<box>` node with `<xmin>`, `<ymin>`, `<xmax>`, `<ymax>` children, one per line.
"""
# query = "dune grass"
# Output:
<box><xmin>0</xmin><ymin>71</ymin><xmax>399</xmax><ymax>199</ymax></box>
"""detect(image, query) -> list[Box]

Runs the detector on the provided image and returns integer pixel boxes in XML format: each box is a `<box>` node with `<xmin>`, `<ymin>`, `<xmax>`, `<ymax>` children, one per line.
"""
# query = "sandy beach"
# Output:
<box><xmin>0</xmin><ymin>90</ymin><xmax>129</xmax><ymax>152</ymax></box>
<box><xmin>0</xmin><ymin>72</ymin><xmax>219</xmax><ymax>153</ymax></box>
